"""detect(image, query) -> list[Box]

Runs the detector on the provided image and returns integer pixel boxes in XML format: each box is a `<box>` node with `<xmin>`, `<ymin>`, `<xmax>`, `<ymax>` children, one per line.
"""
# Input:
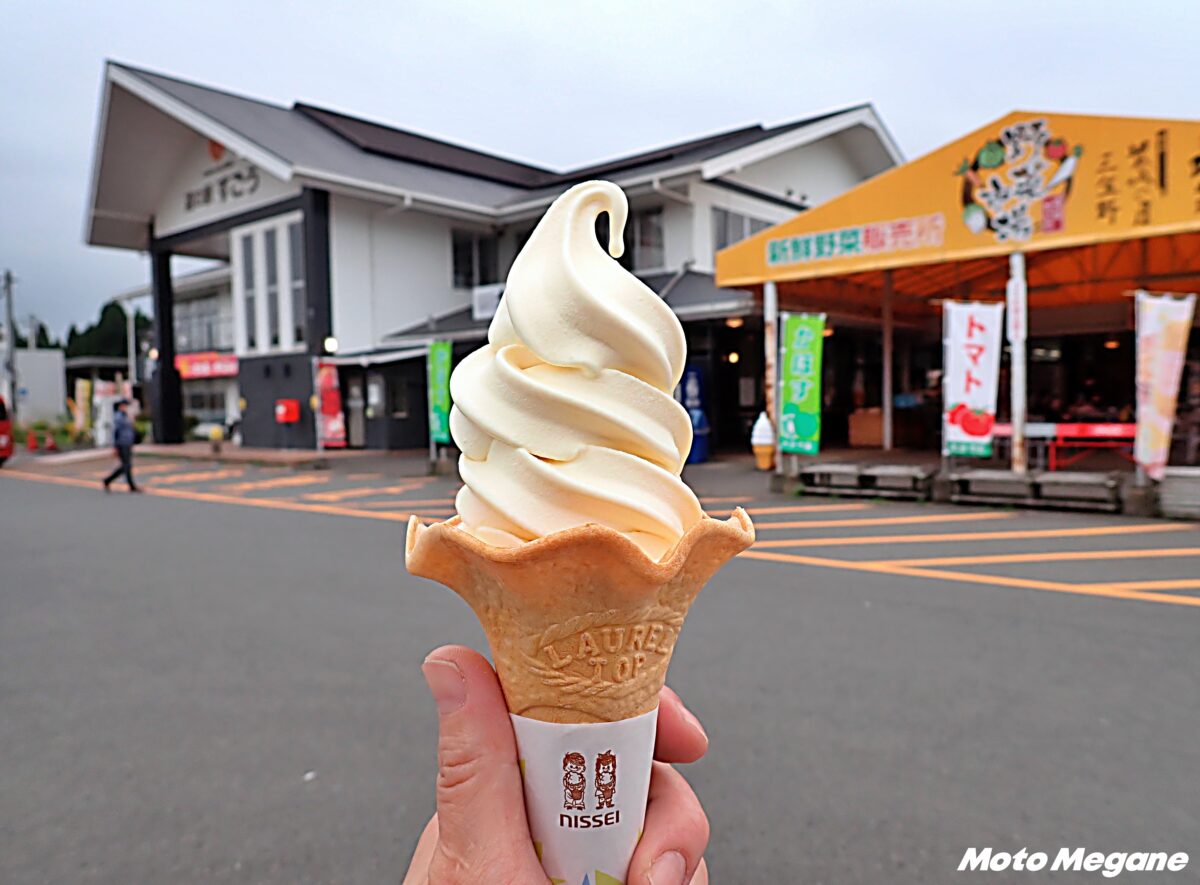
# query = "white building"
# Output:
<box><xmin>0</xmin><ymin>347</ymin><xmax>66</xmax><ymax>423</ymax></box>
<box><xmin>87</xmin><ymin>61</ymin><xmax>900</xmax><ymax>449</ymax></box>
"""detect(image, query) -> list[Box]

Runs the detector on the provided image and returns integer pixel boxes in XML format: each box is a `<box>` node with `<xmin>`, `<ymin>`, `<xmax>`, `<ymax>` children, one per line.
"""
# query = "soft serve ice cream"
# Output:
<box><xmin>448</xmin><ymin>180</ymin><xmax>701</xmax><ymax>560</ymax></box>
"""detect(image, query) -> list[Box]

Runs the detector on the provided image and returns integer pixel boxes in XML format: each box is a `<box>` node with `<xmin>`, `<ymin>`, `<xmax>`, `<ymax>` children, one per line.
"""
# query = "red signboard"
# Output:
<box><xmin>314</xmin><ymin>362</ymin><xmax>346</xmax><ymax>448</ymax></box>
<box><xmin>274</xmin><ymin>399</ymin><xmax>300</xmax><ymax>424</ymax></box>
<box><xmin>1054</xmin><ymin>423</ymin><xmax>1136</xmax><ymax>439</ymax></box>
<box><xmin>175</xmin><ymin>351</ymin><xmax>238</xmax><ymax>380</ymax></box>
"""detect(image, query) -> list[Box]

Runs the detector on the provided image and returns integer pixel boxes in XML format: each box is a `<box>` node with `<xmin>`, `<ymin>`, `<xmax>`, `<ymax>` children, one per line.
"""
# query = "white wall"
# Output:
<box><xmin>724</xmin><ymin>132</ymin><xmax>869</xmax><ymax>208</ymax></box>
<box><xmin>155</xmin><ymin>135</ymin><xmax>299</xmax><ymax>238</ymax></box>
<box><xmin>3</xmin><ymin>349</ymin><xmax>67</xmax><ymax>421</ymax></box>
<box><xmin>686</xmin><ymin>181</ymin><xmax>796</xmax><ymax>274</ymax></box>
<box><xmin>329</xmin><ymin>196</ymin><xmax>376</xmax><ymax>354</ymax></box>
<box><xmin>329</xmin><ymin>195</ymin><xmax>473</xmax><ymax>352</ymax></box>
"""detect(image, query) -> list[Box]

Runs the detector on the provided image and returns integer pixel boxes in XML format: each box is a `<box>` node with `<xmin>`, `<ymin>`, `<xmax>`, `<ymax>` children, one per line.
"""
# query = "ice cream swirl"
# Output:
<box><xmin>449</xmin><ymin>180</ymin><xmax>701</xmax><ymax>560</ymax></box>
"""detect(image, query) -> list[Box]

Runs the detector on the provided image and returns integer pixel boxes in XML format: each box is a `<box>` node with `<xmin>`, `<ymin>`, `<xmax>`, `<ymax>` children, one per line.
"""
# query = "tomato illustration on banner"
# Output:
<box><xmin>943</xmin><ymin>301</ymin><xmax>1005</xmax><ymax>457</ymax></box>
<box><xmin>778</xmin><ymin>313</ymin><xmax>825</xmax><ymax>455</ymax></box>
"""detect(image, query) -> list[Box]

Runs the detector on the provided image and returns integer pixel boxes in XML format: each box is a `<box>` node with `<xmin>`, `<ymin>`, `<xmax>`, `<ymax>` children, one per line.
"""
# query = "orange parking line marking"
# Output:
<box><xmin>350</xmin><ymin>498</ymin><xmax>457</xmax><ymax>509</ymax></box>
<box><xmin>708</xmin><ymin>503</ymin><xmax>868</xmax><ymax>517</ymax></box>
<box><xmin>876</xmin><ymin>547</ymin><xmax>1200</xmax><ymax>567</ymax></box>
<box><xmin>218</xmin><ymin>473</ymin><xmax>331</xmax><ymax>493</ymax></box>
<box><xmin>147</xmin><ymin>468</ymin><xmax>246</xmax><ymax>486</ymax></box>
<box><xmin>0</xmin><ymin>469</ymin><xmax>422</xmax><ymax>522</ymax></box>
<box><xmin>1094</xmin><ymin>579</ymin><xmax>1200</xmax><ymax>591</ymax></box>
<box><xmin>700</xmin><ymin>496</ymin><xmax>755</xmax><ymax>504</ymax></box>
<box><xmin>755</xmin><ymin>511</ymin><xmax>1011</xmax><ymax>531</ymax></box>
<box><xmin>737</xmin><ymin>549</ymin><xmax>1200</xmax><ymax>608</ymax></box>
<box><xmin>303</xmin><ymin>481</ymin><xmax>428</xmax><ymax>502</ymax></box>
<box><xmin>86</xmin><ymin>462</ymin><xmax>182</xmax><ymax>479</ymax></box>
<box><xmin>752</xmin><ymin>523</ymin><xmax>1194</xmax><ymax>549</ymax></box>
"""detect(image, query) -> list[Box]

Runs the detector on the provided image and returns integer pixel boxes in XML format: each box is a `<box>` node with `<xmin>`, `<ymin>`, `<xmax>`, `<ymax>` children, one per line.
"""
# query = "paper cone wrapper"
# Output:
<box><xmin>406</xmin><ymin>510</ymin><xmax>754</xmax><ymax>882</ymax></box>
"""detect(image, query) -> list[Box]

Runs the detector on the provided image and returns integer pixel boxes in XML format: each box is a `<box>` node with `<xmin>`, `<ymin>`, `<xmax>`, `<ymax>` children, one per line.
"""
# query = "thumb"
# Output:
<box><xmin>421</xmin><ymin>645</ymin><xmax>534</xmax><ymax>872</ymax></box>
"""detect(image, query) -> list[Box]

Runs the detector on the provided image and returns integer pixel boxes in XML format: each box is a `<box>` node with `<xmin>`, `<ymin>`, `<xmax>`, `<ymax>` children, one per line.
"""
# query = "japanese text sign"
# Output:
<box><xmin>427</xmin><ymin>340</ymin><xmax>453</xmax><ymax>446</ymax></box>
<box><xmin>943</xmin><ymin>301</ymin><xmax>1004</xmax><ymax>457</ymax></box>
<box><xmin>778</xmin><ymin>313</ymin><xmax>825</xmax><ymax>455</ymax></box>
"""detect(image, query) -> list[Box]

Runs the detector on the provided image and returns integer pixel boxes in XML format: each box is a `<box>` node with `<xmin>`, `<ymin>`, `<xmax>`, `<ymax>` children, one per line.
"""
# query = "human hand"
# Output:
<box><xmin>403</xmin><ymin>645</ymin><xmax>710</xmax><ymax>885</ymax></box>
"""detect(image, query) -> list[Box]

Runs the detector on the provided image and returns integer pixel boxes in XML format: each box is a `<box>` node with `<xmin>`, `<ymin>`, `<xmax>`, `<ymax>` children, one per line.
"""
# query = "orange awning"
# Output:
<box><xmin>716</xmin><ymin>111</ymin><xmax>1200</xmax><ymax>314</ymax></box>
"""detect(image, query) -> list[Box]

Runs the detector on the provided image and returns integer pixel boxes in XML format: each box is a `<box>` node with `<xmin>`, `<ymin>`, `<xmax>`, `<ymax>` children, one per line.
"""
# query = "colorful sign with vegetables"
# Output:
<box><xmin>943</xmin><ymin>301</ymin><xmax>1004</xmax><ymax>457</ymax></box>
<box><xmin>955</xmin><ymin>118</ymin><xmax>1082</xmax><ymax>243</ymax></box>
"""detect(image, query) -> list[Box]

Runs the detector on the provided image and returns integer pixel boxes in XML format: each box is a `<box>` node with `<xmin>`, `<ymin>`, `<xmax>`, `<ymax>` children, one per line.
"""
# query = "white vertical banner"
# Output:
<box><xmin>942</xmin><ymin>301</ymin><xmax>1005</xmax><ymax>457</ymax></box>
<box><xmin>1135</xmin><ymin>291</ymin><xmax>1196</xmax><ymax>480</ymax></box>
<box><xmin>1006</xmin><ymin>253</ymin><xmax>1029</xmax><ymax>472</ymax></box>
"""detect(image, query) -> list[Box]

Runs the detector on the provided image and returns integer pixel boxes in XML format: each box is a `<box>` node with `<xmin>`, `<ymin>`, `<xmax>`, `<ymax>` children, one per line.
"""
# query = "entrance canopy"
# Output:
<box><xmin>717</xmin><ymin>111</ymin><xmax>1200</xmax><ymax>320</ymax></box>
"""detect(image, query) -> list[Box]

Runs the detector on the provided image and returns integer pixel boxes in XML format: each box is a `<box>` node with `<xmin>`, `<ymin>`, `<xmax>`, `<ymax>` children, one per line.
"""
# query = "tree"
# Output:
<box><xmin>35</xmin><ymin>323</ymin><xmax>57</xmax><ymax>349</ymax></box>
<box><xmin>65</xmin><ymin>301</ymin><xmax>143</xmax><ymax>358</ymax></box>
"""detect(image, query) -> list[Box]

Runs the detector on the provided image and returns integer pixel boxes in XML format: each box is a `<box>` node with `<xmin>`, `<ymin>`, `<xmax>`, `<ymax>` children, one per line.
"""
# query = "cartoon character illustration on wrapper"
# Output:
<box><xmin>595</xmin><ymin>750</ymin><xmax>617</xmax><ymax>810</ymax></box>
<box><xmin>563</xmin><ymin>752</ymin><xmax>587</xmax><ymax>810</ymax></box>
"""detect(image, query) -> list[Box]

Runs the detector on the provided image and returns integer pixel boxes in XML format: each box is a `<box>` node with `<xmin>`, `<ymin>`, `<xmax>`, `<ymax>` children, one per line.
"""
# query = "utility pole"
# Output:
<box><xmin>3</xmin><ymin>269</ymin><xmax>16</xmax><ymax>422</ymax></box>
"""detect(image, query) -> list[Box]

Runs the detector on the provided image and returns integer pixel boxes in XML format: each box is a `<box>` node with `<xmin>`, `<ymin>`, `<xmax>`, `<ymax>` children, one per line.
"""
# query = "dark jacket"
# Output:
<box><xmin>113</xmin><ymin>410</ymin><xmax>137</xmax><ymax>448</ymax></box>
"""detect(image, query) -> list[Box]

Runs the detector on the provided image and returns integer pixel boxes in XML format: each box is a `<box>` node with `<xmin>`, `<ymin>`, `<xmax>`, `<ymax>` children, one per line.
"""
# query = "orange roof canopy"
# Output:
<box><xmin>716</xmin><ymin>111</ymin><xmax>1200</xmax><ymax>317</ymax></box>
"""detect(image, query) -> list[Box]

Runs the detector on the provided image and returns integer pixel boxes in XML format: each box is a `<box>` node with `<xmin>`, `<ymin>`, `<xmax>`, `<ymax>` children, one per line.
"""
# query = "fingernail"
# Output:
<box><xmin>422</xmin><ymin>658</ymin><xmax>466</xmax><ymax>714</ymax></box>
<box><xmin>649</xmin><ymin>851</ymin><xmax>686</xmax><ymax>885</ymax></box>
<box><xmin>681</xmin><ymin>704</ymin><xmax>708</xmax><ymax>743</ymax></box>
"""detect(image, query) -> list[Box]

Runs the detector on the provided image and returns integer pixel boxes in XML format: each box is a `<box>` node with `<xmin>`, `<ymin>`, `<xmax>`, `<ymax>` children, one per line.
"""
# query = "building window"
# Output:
<box><xmin>241</xmin><ymin>234</ymin><xmax>256</xmax><ymax>350</ymax></box>
<box><xmin>289</xmin><ymin>222</ymin><xmax>306</xmax><ymax>344</ymax></box>
<box><xmin>452</xmin><ymin>230</ymin><xmax>500</xmax><ymax>288</ymax></box>
<box><xmin>264</xmin><ymin>228</ymin><xmax>280</xmax><ymax>347</ymax></box>
<box><xmin>388</xmin><ymin>376</ymin><xmax>409</xmax><ymax>418</ymax></box>
<box><xmin>595</xmin><ymin>213</ymin><xmax>632</xmax><ymax>270</ymax></box>
<box><xmin>174</xmin><ymin>296</ymin><xmax>225</xmax><ymax>352</ymax></box>
<box><xmin>633</xmin><ymin>208</ymin><xmax>664</xmax><ymax>270</ymax></box>
<box><xmin>595</xmin><ymin>208</ymin><xmax>665</xmax><ymax>271</ymax></box>
<box><xmin>713</xmin><ymin>208</ymin><xmax>771</xmax><ymax>252</ymax></box>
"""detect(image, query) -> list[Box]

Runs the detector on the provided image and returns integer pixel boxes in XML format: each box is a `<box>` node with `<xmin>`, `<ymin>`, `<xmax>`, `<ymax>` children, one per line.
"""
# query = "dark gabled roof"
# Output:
<box><xmin>296</xmin><ymin>100</ymin><xmax>862</xmax><ymax>190</ymax></box>
<box><xmin>296</xmin><ymin>103</ymin><xmax>555</xmax><ymax>188</ymax></box>
<box><xmin>108</xmin><ymin>61</ymin><xmax>872</xmax><ymax>209</ymax></box>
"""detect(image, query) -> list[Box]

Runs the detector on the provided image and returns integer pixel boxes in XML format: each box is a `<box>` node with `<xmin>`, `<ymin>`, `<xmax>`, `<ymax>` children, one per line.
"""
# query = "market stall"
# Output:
<box><xmin>717</xmin><ymin>111</ymin><xmax>1200</xmax><ymax>478</ymax></box>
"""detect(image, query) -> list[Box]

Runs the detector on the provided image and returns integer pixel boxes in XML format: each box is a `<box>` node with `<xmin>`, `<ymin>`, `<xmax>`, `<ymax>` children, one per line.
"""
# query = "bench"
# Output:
<box><xmin>798</xmin><ymin>463</ymin><xmax>934</xmax><ymax>500</ymax></box>
<box><xmin>947</xmin><ymin>468</ymin><xmax>1122</xmax><ymax>512</ymax></box>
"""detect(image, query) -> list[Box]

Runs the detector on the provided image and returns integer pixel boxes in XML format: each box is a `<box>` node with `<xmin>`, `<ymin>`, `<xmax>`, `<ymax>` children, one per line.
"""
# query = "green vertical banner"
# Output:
<box><xmin>779</xmin><ymin>313</ymin><xmax>824</xmax><ymax>455</ymax></box>
<box><xmin>427</xmin><ymin>340</ymin><xmax>452</xmax><ymax>445</ymax></box>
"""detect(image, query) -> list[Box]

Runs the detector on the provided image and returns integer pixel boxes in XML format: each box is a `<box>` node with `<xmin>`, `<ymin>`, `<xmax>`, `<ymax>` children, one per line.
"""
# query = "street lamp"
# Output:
<box><xmin>323</xmin><ymin>335</ymin><xmax>339</xmax><ymax>354</ymax></box>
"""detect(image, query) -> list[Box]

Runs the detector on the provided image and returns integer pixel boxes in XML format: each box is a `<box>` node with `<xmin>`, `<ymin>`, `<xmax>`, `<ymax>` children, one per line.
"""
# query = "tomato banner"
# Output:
<box><xmin>943</xmin><ymin>301</ymin><xmax>1004</xmax><ymax>457</ymax></box>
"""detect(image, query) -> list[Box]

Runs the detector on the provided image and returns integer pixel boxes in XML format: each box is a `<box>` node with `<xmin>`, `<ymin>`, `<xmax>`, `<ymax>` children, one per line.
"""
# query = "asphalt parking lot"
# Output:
<box><xmin>2</xmin><ymin>453</ymin><xmax>1198</xmax><ymax>883</ymax></box>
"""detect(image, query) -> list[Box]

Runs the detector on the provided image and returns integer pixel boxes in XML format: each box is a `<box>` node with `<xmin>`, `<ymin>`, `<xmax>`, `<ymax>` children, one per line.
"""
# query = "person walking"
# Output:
<box><xmin>102</xmin><ymin>399</ymin><xmax>141</xmax><ymax>493</ymax></box>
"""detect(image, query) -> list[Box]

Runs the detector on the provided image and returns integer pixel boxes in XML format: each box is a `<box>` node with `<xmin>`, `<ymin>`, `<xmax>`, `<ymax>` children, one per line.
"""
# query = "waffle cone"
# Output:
<box><xmin>406</xmin><ymin>510</ymin><xmax>755</xmax><ymax>723</ymax></box>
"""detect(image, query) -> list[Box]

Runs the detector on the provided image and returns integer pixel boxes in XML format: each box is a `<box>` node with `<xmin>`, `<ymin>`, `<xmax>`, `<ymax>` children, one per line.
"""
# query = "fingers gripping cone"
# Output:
<box><xmin>406</xmin><ymin>510</ymin><xmax>754</xmax><ymax>881</ymax></box>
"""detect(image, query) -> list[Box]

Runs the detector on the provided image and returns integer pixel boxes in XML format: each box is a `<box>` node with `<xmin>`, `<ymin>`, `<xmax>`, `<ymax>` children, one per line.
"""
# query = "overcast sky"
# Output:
<box><xmin>3</xmin><ymin>0</ymin><xmax>1198</xmax><ymax>338</ymax></box>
